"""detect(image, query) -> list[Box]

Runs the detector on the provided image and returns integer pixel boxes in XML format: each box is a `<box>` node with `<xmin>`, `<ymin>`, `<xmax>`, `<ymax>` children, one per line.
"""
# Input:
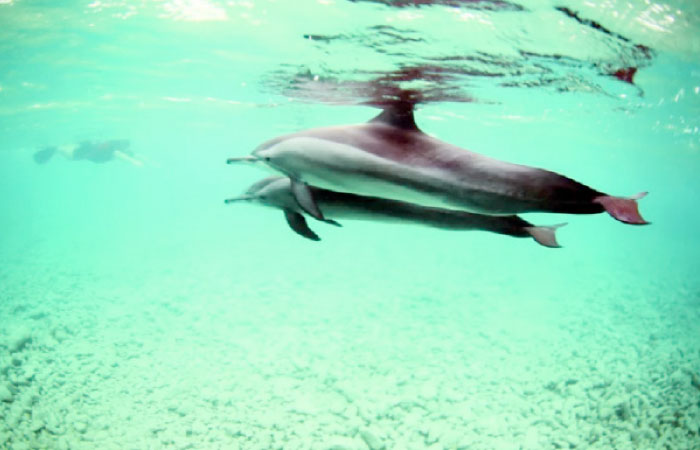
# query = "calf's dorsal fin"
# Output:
<box><xmin>369</xmin><ymin>102</ymin><xmax>419</xmax><ymax>131</ymax></box>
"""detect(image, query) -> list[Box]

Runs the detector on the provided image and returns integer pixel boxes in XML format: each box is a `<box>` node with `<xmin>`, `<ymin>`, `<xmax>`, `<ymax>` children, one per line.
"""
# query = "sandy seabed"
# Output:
<box><xmin>1</xmin><ymin>238</ymin><xmax>699</xmax><ymax>450</ymax></box>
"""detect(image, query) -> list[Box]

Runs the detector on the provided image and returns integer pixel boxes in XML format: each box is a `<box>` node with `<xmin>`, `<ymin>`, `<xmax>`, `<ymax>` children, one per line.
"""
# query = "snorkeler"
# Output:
<box><xmin>33</xmin><ymin>139</ymin><xmax>143</xmax><ymax>166</ymax></box>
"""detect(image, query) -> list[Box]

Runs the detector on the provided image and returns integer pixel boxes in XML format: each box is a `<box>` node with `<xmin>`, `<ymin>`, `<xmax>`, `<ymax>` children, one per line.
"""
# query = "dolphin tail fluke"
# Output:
<box><xmin>525</xmin><ymin>223</ymin><xmax>566</xmax><ymax>248</ymax></box>
<box><xmin>284</xmin><ymin>209</ymin><xmax>320</xmax><ymax>241</ymax></box>
<box><xmin>594</xmin><ymin>192</ymin><xmax>649</xmax><ymax>225</ymax></box>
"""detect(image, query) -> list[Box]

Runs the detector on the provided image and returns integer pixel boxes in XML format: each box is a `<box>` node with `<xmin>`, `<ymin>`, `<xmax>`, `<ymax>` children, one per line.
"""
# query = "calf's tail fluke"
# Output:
<box><xmin>594</xmin><ymin>192</ymin><xmax>649</xmax><ymax>225</ymax></box>
<box><xmin>525</xmin><ymin>223</ymin><xmax>567</xmax><ymax>248</ymax></box>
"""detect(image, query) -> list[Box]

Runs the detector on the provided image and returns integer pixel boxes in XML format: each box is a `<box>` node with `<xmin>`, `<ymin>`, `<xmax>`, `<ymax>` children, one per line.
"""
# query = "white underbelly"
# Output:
<box><xmin>271</xmin><ymin>137</ymin><xmax>460</xmax><ymax>210</ymax></box>
<box><xmin>305</xmin><ymin>171</ymin><xmax>454</xmax><ymax>209</ymax></box>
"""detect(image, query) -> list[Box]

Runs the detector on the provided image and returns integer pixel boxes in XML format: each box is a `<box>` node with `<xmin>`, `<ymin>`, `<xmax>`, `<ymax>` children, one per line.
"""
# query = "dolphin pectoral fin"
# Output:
<box><xmin>525</xmin><ymin>223</ymin><xmax>567</xmax><ymax>248</ymax></box>
<box><xmin>284</xmin><ymin>209</ymin><xmax>320</xmax><ymax>241</ymax></box>
<box><xmin>290</xmin><ymin>179</ymin><xmax>325</xmax><ymax>221</ymax></box>
<box><xmin>593</xmin><ymin>192</ymin><xmax>649</xmax><ymax>225</ymax></box>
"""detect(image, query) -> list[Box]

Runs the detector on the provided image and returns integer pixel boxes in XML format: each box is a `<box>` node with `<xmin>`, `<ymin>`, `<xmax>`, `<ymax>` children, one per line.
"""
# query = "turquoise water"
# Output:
<box><xmin>1</xmin><ymin>0</ymin><xmax>699</xmax><ymax>448</ymax></box>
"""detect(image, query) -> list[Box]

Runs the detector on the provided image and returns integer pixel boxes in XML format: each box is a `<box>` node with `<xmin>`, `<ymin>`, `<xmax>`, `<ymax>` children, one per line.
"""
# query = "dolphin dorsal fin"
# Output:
<box><xmin>369</xmin><ymin>102</ymin><xmax>419</xmax><ymax>131</ymax></box>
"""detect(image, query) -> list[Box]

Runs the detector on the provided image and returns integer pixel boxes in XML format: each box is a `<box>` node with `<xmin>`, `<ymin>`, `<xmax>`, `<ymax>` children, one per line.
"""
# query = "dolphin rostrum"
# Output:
<box><xmin>226</xmin><ymin>176</ymin><xmax>566</xmax><ymax>248</ymax></box>
<box><xmin>227</xmin><ymin>103</ymin><xmax>648</xmax><ymax>226</ymax></box>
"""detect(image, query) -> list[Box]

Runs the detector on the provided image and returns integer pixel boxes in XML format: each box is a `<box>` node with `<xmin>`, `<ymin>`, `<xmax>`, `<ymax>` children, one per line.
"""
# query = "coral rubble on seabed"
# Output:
<box><xmin>1</xmin><ymin>264</ymin><xmax>699</xmax><ymax>449</ymax></box>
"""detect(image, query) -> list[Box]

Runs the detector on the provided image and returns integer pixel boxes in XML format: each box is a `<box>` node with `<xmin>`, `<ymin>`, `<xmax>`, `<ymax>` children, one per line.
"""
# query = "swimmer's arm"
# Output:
<box><xmin>114</xmin><ymin>150</ymin><xmax>144</xmax><ymax>167</ymax></box>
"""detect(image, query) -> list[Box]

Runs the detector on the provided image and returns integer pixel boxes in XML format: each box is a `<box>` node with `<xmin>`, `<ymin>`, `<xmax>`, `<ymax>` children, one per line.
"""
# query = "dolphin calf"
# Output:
<box><xmin>228</xmin><ymin>103</ymin><xmax>647</xmax><ymax>225</ymax></box>
<box><xmin>226</xmin><ymin>176</ymin><xmax>566</xmax><ymax>248</ymax></box>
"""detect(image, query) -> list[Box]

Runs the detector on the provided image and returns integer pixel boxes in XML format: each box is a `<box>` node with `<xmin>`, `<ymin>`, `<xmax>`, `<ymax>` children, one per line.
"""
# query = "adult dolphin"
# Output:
<box><xmin>226</xmin><ymin>176</ymin><xmax>566</xmax><ymax>248</ymax></box>
<box><xmin>228</xmin><ymin>103</ymin><xmax>647</xmax><ymax>225</ymax></box>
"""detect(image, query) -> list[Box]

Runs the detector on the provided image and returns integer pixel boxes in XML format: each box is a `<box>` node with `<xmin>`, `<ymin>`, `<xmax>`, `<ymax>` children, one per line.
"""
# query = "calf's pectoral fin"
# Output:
<box><xmin>525</xmin><ymin>223</ymin><xmax>567</xmax><ymax>248</ymax></box>
<box><xmin>284</xmin><ymin>209</ymin><xmax>321</xmax><ymax>241</ymax></box>
<box><xmin>593</xmin><ymin>192</ymin><xmax>649</xmax><ymax>225</ymax></box>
